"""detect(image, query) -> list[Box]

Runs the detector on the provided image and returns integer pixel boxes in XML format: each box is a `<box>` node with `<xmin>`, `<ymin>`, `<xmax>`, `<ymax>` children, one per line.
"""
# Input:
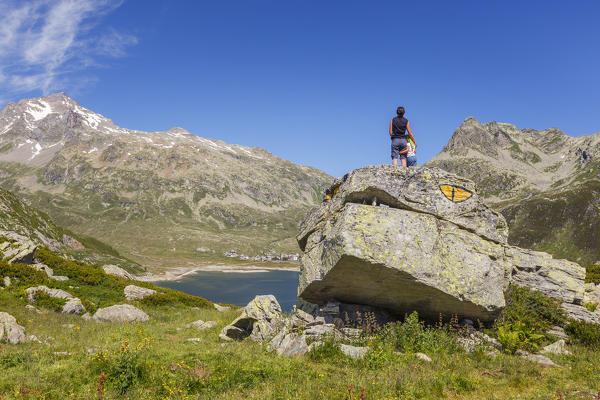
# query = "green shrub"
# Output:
<box><xmin>495</xmin><ymin>321</ymin><xmax>545</xmax><ymax>354</ymax></box>
<box><xmin>377</xmin><ymin>311</ymin><xmax>459</xmax><ymax>354</ymax></box>
<box><xmin>35</xmin><ymin>247</ymin><xmax>108</xmax><ymax>286</ymax></box>
<box><xmin>91</xmin><ymin>339</ymin><xmax>151</xmax><ymax>395</ymax></box>
<box><xmin>586</xmin><ymin>265</ymin><xmax>600</xmax><ymax>284</ymax></box>
<box><xmin>497</xmin><ymin>285</ymin><xmax>566</xmax><ymax>333</ymax></box>
<box><xmin>140</xmin><ymin>287</ymin><xmax>212</xmax><ymax>309</ymax></box>
<box><xmin>565</xmin><ymin>320</ymin><xmax>600</xmax><ymax>348</ymax></box>
<box><xmin>585</xmin><ymin>302</ymin><xmax>598</xmax><ymax>312</ymax></box>
<box><xmin>0</xmin><ymin>260</ymin><xmax>50</xmax><ymax>288</ymax></box>
<box><xmin>307</xmin><ymin>337</ymin><xmax>345</xmax><ymax>362</ymax></box>
<box><xmin>33</xmin><ymin>292</ymin><xmax>66</xmax><ymax>312</ymax></box>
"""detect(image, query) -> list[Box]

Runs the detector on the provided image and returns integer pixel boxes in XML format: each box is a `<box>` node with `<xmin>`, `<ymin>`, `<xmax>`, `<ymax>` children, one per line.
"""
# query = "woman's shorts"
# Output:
<box><xmin>391</xmin><ymin>137</ymin><xmax>407</xmax><ymax>160</ymax></box>
<box><xmin>407</xmin><ymin>156</ymin><xmax>417</xmax><ymax>167</ymax></box>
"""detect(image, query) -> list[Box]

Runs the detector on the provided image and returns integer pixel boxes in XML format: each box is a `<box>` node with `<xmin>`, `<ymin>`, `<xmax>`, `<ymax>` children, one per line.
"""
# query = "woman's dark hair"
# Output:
<box><xmin>396</xmin><ymin>106</ymin><xmax>405</xmax><ymax>117</ymax></box>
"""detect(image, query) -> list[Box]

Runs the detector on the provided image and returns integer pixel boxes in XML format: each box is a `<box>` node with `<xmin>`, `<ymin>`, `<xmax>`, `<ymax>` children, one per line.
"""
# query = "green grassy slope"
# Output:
<box><xmin>1</xmin><ymin>250</ymin><xmax>599</xmax><ymax>399</ymax></box>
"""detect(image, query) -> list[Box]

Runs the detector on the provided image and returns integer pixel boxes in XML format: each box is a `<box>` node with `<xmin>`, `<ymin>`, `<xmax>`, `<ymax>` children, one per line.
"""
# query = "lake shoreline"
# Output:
<box><xmin>137</xmin><ymin>264</ymin><xmax>300</xmax><ymax>282</ymax></box>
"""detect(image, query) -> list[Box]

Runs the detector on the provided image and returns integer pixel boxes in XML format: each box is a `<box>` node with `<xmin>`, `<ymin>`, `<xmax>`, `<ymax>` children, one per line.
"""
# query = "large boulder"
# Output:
<box><xmin>297</xmin><ymin>166</ymin><xmax>587</xmax><ymax>322</ymax></box>
<box><xmin>93</xmin><ymin>304</ymin><xmax>149</xmax><ymax>323</ymax></box>
<box><xmin>0</xmin><ymin>312</ymin><xmax>27</xmax><ymax>344</ymax></box>
<box><xmin>219</xmin><ymin>295</ymin><xmax>284</xmax><ymax>342</ymax></box>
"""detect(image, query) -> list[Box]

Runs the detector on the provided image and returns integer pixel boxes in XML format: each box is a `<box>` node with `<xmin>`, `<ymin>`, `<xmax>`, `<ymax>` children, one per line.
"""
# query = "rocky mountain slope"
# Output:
<box><xmin>0</xmin><ymin>186</ymin><xmax>133</xmax><ymax>267</ymax></box>
<box><xmin>426</xmin><ymin>117</ymin><xmax>600</xmax><ymax>265</ymax></box>
<box><xmin>0</xmin><ymin>93</ymin><xmax>332</xmax><ymax>266</ymax></box>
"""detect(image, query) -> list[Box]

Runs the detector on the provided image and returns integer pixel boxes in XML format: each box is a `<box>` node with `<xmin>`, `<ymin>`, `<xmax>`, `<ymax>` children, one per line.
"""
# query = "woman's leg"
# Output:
<box><xmin>401</xmin><ymin>158</ymin><xmax>407</xmax><ymax>167</ymax></box>
<box><xmin>392</xmin><ymin>158</ymin><xmax>398</xmax><ymax>165</ymax></box>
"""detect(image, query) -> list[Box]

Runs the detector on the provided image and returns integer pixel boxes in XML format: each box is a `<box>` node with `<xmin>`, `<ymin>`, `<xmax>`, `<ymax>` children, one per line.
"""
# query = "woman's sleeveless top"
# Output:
<box><xmin>391</xmin><ymin>116</ymin><xmax>408</xmax><ymax>138</ymax></box>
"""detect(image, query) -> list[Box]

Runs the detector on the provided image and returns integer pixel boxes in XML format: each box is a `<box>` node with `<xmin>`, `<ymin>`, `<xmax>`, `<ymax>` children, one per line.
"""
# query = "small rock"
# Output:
<box><xmin>26</xmin><ymin>286</ymin><xmax>73</xmax><ymax>303</ymax></box>
<box><xmin>547</xmin><ymin>326</ymin><xmax>568</xmax><ymax>340</ymax></box>
<box><xmin>0</xmin><ymin>312</ymin><xmax>27</xmax><ymax>344</ymax></box>
<box><xmin>516</xmin><ymin>350</ymin><xmax>557</xmax><ymax>367</ymax></box>
<box><xmin>62</xmin><ymin>298</ymin><xmax>85</xmax><ymax>315</ymax></box>
<box><xmin>291</xmin><ymin>309</ymin><xmax>315</xmax><ymax>328</ymax></box>
<box><xmin>101</xmin><ymin>265</ymin><xmax>135</xmax><ymax>280</ymax></box>
<box><xmin>124</xmin><ymin>285</ymin><xmax>156</xmax><ymax>300</ymax></box>
<box><xmin>415</xmin><ymin>352</ymin><xmax>432</xmax><ymax>362</ymax></box>
<box><xmin>340</xmin><ymin>344</ymin><xmax>369</xmax><ymax>359</ymax></box>
<box><xmin>562</xmin><ymin>302</ymin><xmax>600</xmax><ymax>324</ymax></box>
<box><xmin>31</xmin><ymin>263</ymin><xmax>54</xmax><ymax>277</ymax></box>
<box><xmin>87</xmin><ymin>348</ymin><xmax>98</xmax><ymax>354</ymax></box>
<box><xmin>81</xmin><ymin>313</ymin><xmax>92</xmax><ymax>321</ymax></box>
<box><xmin>186</xmin><ymin>320</ymin><xmax>218</xmax><ymax>330</ymax></box>
<box><xmin>304</xmin><ymin>323</ymin><xmax>343</xmax><ymax>340</ymax></box>
<box><xmin>28</xmin><ymin>335</ymin><xmax>42</xmax><ymax>344</ymax></box>
<box><xmin>62</xmin><ymin>324</ymin><xmax>76</xmax><ymax>329</ymax></box>
<box><xmin>25</xmin><ymin>305</ymin><xmax>41</xmax><ymax>313</ymax></box>
<box><xmin>186</xmin><ymin>338</ymin><xmax>202</xmax><ymax>342</ymax></box>
<box><xmin>53</xmin><ymin>352</ymin><xmax>76</xmax><ymax>356</ymax></box>
<box><xmin>214</xmin><ymin>304</ymin><xmax>231</xmax><ymax>312</ymax></box>
<box><xmin>275</xmin><ymin>333</ymin><xmax>309</xmax><ymax>357</ymax></box>
<box><xmin>340</xmin><ymin>327</ymin><xmax>362</xmax><ymax>340</ymax></box>
<box><xmin>219</xmin><ymin>295</ymin><xmax>284</xmax><ymax>342</ymax></box>
<box><xmin>50</xmin><ymin>276</ymin><xmax>69</xmax><ymax>281</ymax></box>
<box><xmin>93</xmin><ymin>304</ymin><xmax>149</xmax><ymax>323</ymax></box>
<box><xmin>3</xmin><ymin>276</ymin><xmax>11</xmax><ymax>287</ymax></box>
<box><xmin>541</xmin><ymin>340</ymin><xmax>570</xmax><ymax>356</ymax></box>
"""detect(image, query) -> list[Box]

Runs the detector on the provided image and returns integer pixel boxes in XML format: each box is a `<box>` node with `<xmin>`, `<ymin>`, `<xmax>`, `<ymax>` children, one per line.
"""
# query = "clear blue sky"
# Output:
<box><xmin>1</xmin><ymin>0</ymin><xmax>599</xmax><ymax>177</ymax></box>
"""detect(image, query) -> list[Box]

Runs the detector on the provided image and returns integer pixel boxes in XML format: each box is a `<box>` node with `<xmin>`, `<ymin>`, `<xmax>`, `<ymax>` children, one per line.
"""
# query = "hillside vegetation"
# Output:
<box><xmin>1</xmin><ymin>249</ymin><xmax>600</xmax><ymax>399</ymax></box>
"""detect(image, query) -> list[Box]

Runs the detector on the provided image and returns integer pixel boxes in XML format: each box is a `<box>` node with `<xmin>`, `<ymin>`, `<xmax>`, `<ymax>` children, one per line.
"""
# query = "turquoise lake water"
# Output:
<box><xmin>155</xmin><ymin>269</ymin><xmax>300</xmax><ymax>312</ymax></box>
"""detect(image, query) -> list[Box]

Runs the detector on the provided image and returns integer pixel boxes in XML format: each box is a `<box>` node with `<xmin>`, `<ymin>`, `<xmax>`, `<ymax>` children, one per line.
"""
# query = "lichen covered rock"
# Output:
<box><xmin>219</xmin><ymin>295</ymin><xmax>284</xmax><ymax>342</ymax></box>
<box><xmin>297</xmin><ymin>165</ymin><xmax>587</xmax><ymax>322</ymax></box>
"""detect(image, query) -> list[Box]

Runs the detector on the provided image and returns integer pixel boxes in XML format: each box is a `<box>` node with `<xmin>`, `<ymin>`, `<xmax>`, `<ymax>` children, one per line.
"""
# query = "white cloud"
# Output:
<box><xmin>0</xmin><ymin>0</ymin><xmax>136</xmax><ymax>99</ymax></box>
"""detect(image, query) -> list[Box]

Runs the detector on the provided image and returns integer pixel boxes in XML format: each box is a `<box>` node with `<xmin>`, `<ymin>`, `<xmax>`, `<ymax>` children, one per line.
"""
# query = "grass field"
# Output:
<box><xmin>1</xmin><ymin>251</ymin><xmax>600</xmax><ymax>399</ymax></box>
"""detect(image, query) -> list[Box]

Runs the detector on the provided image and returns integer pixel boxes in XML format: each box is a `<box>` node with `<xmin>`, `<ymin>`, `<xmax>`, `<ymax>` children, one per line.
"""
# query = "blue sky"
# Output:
<box><xmin>1</xmin><ymin>1</ymin><xmax>599</xmax><ymax>177</ymax></box>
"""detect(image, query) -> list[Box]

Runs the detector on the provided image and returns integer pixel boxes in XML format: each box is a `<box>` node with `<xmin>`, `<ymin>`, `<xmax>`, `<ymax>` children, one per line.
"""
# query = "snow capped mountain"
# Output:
<box><xmin>0</xmin><ymin>93</ymin><xmax>331</xmax><ymax>264</ymax></box>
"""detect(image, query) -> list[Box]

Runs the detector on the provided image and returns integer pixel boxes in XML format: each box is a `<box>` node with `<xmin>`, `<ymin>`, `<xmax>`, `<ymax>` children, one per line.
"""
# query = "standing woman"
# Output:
<box><xmin>389</xmin><ymin>106</ymin><xmax>417</xmax><ymax>167</ymax></box>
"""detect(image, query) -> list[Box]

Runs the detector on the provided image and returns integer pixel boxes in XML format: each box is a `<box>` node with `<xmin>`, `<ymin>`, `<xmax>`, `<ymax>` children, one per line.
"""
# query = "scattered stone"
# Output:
<box><xmin>25</xmin><ymin>304</ymin><xmax>42</xmax><ymax>314</ymax></box>
<box><xmin>31</xmin><ymin>263</ymin><xmax>54</xmax><ymax>278</ymax></box>
<box><xmin>101</xmin><ymin>265</ymin><xmax>134</xmax><ymax>280</ymax></box>
<box><xmin>53</xmin><ymin>352</ymin><xmax>76</xmax><ymax>356</ymax></box>
<box><xmin>87</xmin><ymin>348</ymin><xmax>99</xmax><ymax>354</ymax></box>
<box><xmin>186</xmin><ymin>320</ymin><xmax>218</xmax><ymax>330</ymax></box>
<box><xmin>51</xmin><ymin>276</ymin><xmax>69</xmax><ymax>281</ymax></box>
<box><xmin>185</xmin><ymin>338</ymin><xmax>202</xmax><ymax>342</ymax></box>
<box><xmin>516</xmin><ymin>350</ymin><xmax>557</xmax><ymax>367</ymax></box>
<box><xmin>0</xmin><ymin>312</ymin><xmax>27</xmax><ymax>344</ymax></box>
<box><xmin>562</xmin><ymin>303</ymin><xmax>600</xmax><ymax>324</ymax></box>
<box><xmin>0</xmin><ymin>232</ymin><xmax>37</xmax><ymax>264</ymax></box>
<box><xmin>28</xmin><ymin>335</ymin><xmax>42</xmax><ymax>344</ymax></box>
<box><xmin>340</xmin><ymin>344</ymin><xmax>369</xmax><ymax>359</ymax></box>
<box><xmin>291</xmin><ymin>309</ymin><xmax>315</xmax><ymax>328</ymax></box>
<box><xmin>214</xmin><ymin>304</ymin><xmax>231</xmax><ymax>312</ymax></box>
<box><xmin>3</xmin><ymin>276</ymin><xmax>11</xmax><ymax>287</ymax></box>
<box><xmin>62</xmin><ymin>234</ymin><xmax>85</xmax><ymax>250</ymax></box>
<box><xmin>62</xmin><ymin>324</ymin><xmax>76</xmax><ymax>329</ymax></box>
<box><xmin>26</xmin><ymin>286</ymin><xmax>73</xmax><ymax>302</ymax></box>
<box><xmin>541</xmin><ymin>340</ymin><xmax>570</xmax><ymax>356</ymax></box>
<box><xmin>219</xmin><ymin>295</ymin><xmax>284</xmax><ymax>342</ymax></box>
<box><xmin>415</xmin><ymin>352</ymin><xmax>432</xmax><ymax>362</ymax></box>
<box><xmin>93</xmin><ymin>304</ymin><xmax>149</xmax><ymax>323</ymax></box>
<box><xmin>457</xmin><ymin>331</ymin><xmax>501</xmax><ymax>352</ymax></box>
<box><xmin>547</xmin><ymin>326</ymin><xmax>568</xmax><ymax>340</ymax></box>
<box><xmin>274</xmin><ymin>333</ymin><xmax>309</xmax><ymax>357</ymax></box>
<box><xmin>124</xmin><ymin>285</ymin><xmax>156</xmax><ymax>300</ymax></box>
<box><xmin>304</xmin><ymin>323</ymin><xmax>344</xmax><ymax>340</ymax></box>
<box><xmin>81</xmin><ymin>313</ymin><xmax>92</xmax><ymax>321</ymax></box>
<box><xmin>62</xmin><ymin>298</ymin><xmax>85</xmax><ymax>315</ymax></box>
<box><xmin>340</xmin><ymin>327</ymin><xmax>362</xmax><ymax>340</ymax></box>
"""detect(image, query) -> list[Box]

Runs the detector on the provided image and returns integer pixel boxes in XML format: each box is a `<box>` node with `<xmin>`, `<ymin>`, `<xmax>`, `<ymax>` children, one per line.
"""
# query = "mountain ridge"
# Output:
<box><xmin>426</xmin><ymin>117</ymin><xmax>600</xmax><ymax>265</ymax></box>
<box><xmin>0</xmin><ymin>93</ymin><xmax>332</xmax><ymax>268</ymax></box>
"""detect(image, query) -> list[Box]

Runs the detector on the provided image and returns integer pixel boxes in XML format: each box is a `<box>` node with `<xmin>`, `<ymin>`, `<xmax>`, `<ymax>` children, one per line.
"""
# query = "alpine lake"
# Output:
<box><xmin>156</xmin><ymin>269</ymin><xmax>300</xmax><ymax>312</ymax></box>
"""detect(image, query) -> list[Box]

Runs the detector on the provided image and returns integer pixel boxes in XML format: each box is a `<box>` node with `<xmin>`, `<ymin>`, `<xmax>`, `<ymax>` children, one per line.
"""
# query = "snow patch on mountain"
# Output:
<box><xmin>26</xmin><ymin>100</ymin><xmax>53</xmax><ymax>121</ymax></box>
